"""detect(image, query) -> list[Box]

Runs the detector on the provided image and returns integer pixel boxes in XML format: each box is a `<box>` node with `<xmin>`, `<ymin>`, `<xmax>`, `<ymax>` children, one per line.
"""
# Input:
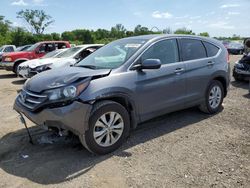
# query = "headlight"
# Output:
<box><xmin>34</xmin><ymin>63</ymin><xmax>52</xmax><ymax>72</ymax></box>
<box><xmin>46</xmin><ymin>81</ymin><xmax>89</xmax><ymax>102</ymax></box>
<box><xmin>4</xmin><ymin>57</ymin><xmax>12</xmax><ymax>62</ymax></box>
<box><xmin>235</xmin><ymin>61</ymin><xmax>244</xmax><ymax>69</ymax></box>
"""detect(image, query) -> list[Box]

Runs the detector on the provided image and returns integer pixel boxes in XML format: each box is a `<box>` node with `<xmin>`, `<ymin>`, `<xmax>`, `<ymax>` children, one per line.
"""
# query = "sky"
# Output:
<box><xmin>1</xmin><ymin>0</ymin><xmax>250</xmax><ymax>37</ymax></box>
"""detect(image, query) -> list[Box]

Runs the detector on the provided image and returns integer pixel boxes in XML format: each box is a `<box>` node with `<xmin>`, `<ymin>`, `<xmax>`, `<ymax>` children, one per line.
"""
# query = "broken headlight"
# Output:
<box><xmin>45</xmin><ymin>81</ymin><xmax>90</xmax><ymax>102</ymax></box>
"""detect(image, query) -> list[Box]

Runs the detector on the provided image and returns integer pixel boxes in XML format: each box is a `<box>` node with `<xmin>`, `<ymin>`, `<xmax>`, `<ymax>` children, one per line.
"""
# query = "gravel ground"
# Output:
<box><xmin>0</xmin><ymin>55</ymin><xmax>249</xmax><ymax>188</ymax></box>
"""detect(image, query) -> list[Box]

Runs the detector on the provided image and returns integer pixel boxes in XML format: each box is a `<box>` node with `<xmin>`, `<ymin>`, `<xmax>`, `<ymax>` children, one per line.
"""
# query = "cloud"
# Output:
<box><xmin>220</xmin><ymin>4</ymin><xmax>240</xmax><ymax>8</ymax></box>
<box><xmin>11</xmin><ymin>0</ymin><xmax>28</xmax><ymax>6</ymax></box>
<box><xmin>228</xmin><ymin>12</ymin><xmax>240</xmax><ymax>15</ymax></box>
<box><xmin>152</xmin><ymin>11</ymin><xmax>173</xmax><ymax>19</ymax></box>
<box><xmin>208</xmin><ymin>21</ymin><xmax>235</xmax><ymax>29</ymax></box>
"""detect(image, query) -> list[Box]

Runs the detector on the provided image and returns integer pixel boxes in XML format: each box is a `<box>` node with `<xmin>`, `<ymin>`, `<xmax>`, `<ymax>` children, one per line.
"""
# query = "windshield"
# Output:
<box><xmin>56</xmin><ymin>47</ymin><xmax>82</xmax><ymax>58</ymax></box>
<box><xmin>41</xmin><ymin>50</ymin><xmax>63</xmax><ymax>59</ymax></box>
<box><xmin>17</xmin><ymin>45</ymin><xmax>31</xmax><ymax>52</ymax></box>
<box><xmin>0</xmin><ymin>47</ymin><xmax>3</xmax><ymax>52</ymax></box>
<box><xmin>77</xmin><ymin>38</ymin><xmax>148</xmax><ymax>69</ymax></box>
<box><xmin>26</xmin><ymin>43</ymin><xmax>40</xmax><ymax>52</ymax></box>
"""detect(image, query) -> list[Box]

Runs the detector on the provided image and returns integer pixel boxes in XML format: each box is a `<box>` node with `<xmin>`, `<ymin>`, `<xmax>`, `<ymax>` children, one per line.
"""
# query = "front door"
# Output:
<box><xmin>134</xmin><ymin>39</ymin><xmax>187</xmax><ymax>122</ymax></box>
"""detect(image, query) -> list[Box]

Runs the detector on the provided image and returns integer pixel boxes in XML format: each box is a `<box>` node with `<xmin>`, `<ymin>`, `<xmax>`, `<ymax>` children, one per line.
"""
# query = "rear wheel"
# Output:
<box><xmin>199</xmin><ymin>80</ymin><xmax>224</xmax><ymax>114</ymax></box>
<box><xmin>80</xmin><ymin>100</ymin><xmax>130</xmax><ymax>155</ymax></box>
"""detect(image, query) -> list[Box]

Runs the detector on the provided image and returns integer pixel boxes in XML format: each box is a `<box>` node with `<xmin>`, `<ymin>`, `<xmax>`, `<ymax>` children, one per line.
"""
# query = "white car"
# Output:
<box><xmin>18</xmin><ymin>44</ymin><xmax>103</xmax><ymax>78</ymax></box>
<box><xmin>18</xmin><ymin>49</ymin><xmax>67</xmax><ymax>78</ymax></box>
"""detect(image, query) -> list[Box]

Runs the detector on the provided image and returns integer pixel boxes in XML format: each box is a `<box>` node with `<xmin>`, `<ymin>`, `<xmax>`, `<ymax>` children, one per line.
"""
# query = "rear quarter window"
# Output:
<box><xmin>203</xmin><ymin>41</ymin><xmax>220</xmax><ymax>57</ymax></box>
<box><xmin>180</xmin><ymin>39</ymin><xmax>207</xmax><ymax>61</ymax></box>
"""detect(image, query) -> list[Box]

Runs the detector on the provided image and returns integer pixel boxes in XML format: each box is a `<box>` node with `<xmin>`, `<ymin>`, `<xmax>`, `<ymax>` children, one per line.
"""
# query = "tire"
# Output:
<box><xmin>81</xmin><ymin>100</ymin><xmax>130</xmax><ymax>155</ymax></box>
<box><xmin>199</xmin><ymin>80</ymin><xmax>224</xmax><ymax>114</ymax></box>
<box><xmin>13</xmin><ymin>62</ymin><xmax>22</xmax><ymax>75</ymax></box>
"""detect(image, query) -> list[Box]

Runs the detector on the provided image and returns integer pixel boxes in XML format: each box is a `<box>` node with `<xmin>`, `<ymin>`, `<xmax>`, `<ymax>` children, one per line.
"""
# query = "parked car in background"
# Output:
<box><xmin>14</xmin><ymin>35</ymin><xmax>230</xmax><ymax>154</ymax></box>
<box><xmin>16</xmin><ymin>45</ymin><xmax>33</xmax><ymax>52</ymax></box>
<box><xmin>222</xmin><ymin>41</ymin><xmax>230</xmax><ymax>48</ymax></box>
<box><xmin>0</xmin><ymin>41</ymin><xmax>70</xmax><ymax>74</ymax></box>
<box><xmin>0</xmin><ymin>45</ymin><xmax>16</xmax><ymax>62</ymax></box>
<box><xmin>227</xmin><ymin>42</ymin><xmax>244</xmax><ymax>55</ymax></box>
<box><xmin>18</xmin><ymin>44</ymin><xmax>103</xmax><ymax>78</ymax></box>
<box><xmin>18</xmin><ymin>49</ymin><xmax>67</xmax><ymax>78</ymax></box>
<box><xmin>233</xmin><ymin>38</ymin><xmax>250</xmax><ymax>81</ymax></box>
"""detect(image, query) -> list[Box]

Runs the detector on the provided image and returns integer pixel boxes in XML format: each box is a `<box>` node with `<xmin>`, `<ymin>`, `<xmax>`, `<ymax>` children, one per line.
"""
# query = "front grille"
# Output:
<box><xmin>18</xmin><ymin>89</ymin><xmax>48</xmax><ymax>110</ymax></box>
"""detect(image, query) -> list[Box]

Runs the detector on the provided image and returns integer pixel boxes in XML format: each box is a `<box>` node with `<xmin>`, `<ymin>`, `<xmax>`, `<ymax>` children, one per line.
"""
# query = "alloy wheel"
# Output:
<box><xmin>93</xmin><ymin>111</ymin><xmax>124</xmax><ymax>147</ymax></box>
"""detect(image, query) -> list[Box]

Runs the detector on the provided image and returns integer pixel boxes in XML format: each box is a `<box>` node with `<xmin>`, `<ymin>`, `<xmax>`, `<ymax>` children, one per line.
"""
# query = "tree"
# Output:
<box><xmin>174</xmin><ymin>27</ymin><xmax>195</xmax><ymax>35</ymax></box>
<box><xmin>199</xmin><ymin>32</ymin><xmax>209</xmax><ymax>37</ymax></box>
<box><xmin>0</xmin><ymin>16</ymin><xmax>12</xmax><ymax>45</ymax></box>
<box><xmin>163</xmin><ymin>27</ymin><xmax>172</xmax><ymax>34</ymax></box>
<box><xmin>110</xmin><ymin>24</ymin><xmax>126</xmax><ymax>38</ymax></box>
<box><xmin>134</xmin><ymin>25</ymin><xmax>151</xmax><ymax>35</ymax></box>
<box><xmin>17</xmin><ymin>9</ymin><xmax>54</xmax><ymax>34</ymax></box>
<box><xmin>61</xmin><ymin>31</ymin><xmax>75</xmax><ymax>41</ymax></box>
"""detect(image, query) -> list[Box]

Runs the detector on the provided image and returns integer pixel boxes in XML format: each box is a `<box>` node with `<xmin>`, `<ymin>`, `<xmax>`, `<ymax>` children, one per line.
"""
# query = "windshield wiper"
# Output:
<box><xmin>76</xmin><ymin>65</ymin><xmax>98</xmax><ymax>69</ymax></box>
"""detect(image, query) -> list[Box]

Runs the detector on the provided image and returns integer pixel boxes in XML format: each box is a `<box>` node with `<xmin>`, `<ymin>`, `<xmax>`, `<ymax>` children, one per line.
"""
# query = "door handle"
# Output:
<box><xmin>207</xmin><ymin>61</ymin><xmax>215</xmax><ymax>65</ymax></box>
<box><xmin>174</xmin><ymin>68</ymin><xmax>185</xmax><ymax>74</ymax></box>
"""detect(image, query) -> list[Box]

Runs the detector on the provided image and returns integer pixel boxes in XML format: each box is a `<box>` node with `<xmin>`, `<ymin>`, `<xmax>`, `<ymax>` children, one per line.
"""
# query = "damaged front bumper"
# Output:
<box><xmin>14</xmin><ymin>98</ymin><xmax>93</xmax><ymax>136</ymax></box>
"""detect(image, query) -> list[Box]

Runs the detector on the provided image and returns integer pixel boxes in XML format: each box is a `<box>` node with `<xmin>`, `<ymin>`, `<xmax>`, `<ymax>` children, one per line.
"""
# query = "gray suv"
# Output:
<box><xmin>14</xmin><ymin>35</ymin><xmax>230</xmax><ymax>154</ymax></box>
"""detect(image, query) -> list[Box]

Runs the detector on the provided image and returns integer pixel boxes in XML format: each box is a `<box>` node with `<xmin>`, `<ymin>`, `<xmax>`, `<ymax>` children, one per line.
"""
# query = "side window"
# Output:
<box><xmin>141</xmin><ymin>39</ymin><xmax>179</xmax><ymax>65</ymax></box>
<box><xmin>38</xmin><ymin>44</ymin><xmax>46</xmax><ymax>52</ymax></box>
<box><xmin>4</xmin><ymin>46</ymin><xmax>14</xmax><ymax>52</ymax></box>
<box><xmin>180</xmin><ymin>39</ymin><xmax>207</xmax><ymax>61</ymax></box>
<box><xmin>56</xmin><ymin>43</ymin><xmax>67</xmax><ymax>49</ymax></box>
<box><xmin>203</xmin><ymin>41</ymin><xmax>220</xmax><ymax>57</ymax></box>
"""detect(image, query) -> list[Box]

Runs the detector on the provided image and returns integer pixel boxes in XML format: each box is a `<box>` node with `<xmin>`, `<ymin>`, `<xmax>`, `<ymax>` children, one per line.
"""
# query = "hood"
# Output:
<box><xmin>20</xmin><ymin>58</ymin><xmax>41</xmax><ymax>67</ymax></box>
<box><xmin>21</xmin><ymin>58</ymin><xmax>59</xmax><ymax>68</ymax></box>
<box><xmin>25</xmin><ymin>66</ymin><xmax>111</xmax><ymax>92</ymax></box>
<box><xmin>21</xmin><ymin>58</ymin><xmax>76</xmax><ymax>69</ymax></box>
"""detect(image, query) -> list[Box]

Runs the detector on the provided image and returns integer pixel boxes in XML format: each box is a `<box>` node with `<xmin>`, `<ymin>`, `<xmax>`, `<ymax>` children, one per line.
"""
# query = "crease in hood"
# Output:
<box><xmin>25</xmin><ymin>66</ymin><xmax>111</xmax><ymax>92</ymax></box>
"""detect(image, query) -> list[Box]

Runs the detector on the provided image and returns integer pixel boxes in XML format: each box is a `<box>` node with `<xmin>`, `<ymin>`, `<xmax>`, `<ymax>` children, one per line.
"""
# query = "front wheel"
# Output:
<box><xmin>80</xmin><ymin>100</ymin><xmax>130</xmax><ymax>155</ymax></box>
<box><xmin>199</xmin><ymin>80</ymin><xmax>224</xmax><ymax>114</ymax></box>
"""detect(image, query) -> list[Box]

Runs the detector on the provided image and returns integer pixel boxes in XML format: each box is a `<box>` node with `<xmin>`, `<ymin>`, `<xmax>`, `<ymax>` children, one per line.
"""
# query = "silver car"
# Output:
<box><xmin>14</xmin><ymin>35</ymin><xmax>230</xmax><ymax>154</ymax></box>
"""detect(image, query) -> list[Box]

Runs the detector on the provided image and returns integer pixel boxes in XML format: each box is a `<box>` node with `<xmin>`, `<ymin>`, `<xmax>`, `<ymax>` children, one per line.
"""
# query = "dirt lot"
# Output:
<box><xmin>0</xmin><ymin>55</ymin><xmax>249</xmax><ymax>188</ymax></box>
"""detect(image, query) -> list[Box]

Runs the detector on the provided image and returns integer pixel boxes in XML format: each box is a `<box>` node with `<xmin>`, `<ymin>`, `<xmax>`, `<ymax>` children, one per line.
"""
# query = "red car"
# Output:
<box><xmin>1</xmin><ymin>41</ymin><xmax>70</xmax><ymax>73</ymax></box>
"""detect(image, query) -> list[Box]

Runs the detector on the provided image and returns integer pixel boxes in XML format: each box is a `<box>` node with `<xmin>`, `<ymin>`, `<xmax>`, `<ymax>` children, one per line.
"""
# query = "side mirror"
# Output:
<box><xmin>132</xmin><ymin>59</ymin><xmax>161</xmax><ymax>70</ymax></box>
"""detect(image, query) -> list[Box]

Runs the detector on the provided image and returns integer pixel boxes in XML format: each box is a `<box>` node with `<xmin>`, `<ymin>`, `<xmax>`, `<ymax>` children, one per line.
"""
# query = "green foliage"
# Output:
<box><xmin>174</xmin><ymin>27</ymin><xmax>195</xmax><ymax>35</ymax></box>
<box><xmin>17</xmin><ymin>9</ymin><xmax>54</xmax><ymax>34</ymax></box>
<box><xmin>0</xmin><ymin>16</ymin><xmax>12</xmax><ymax>46</ymax></box>
<box><xmin>199</xmin><ymin>32</ymin><xmax>209</xmax><ymax>37</ymax></box>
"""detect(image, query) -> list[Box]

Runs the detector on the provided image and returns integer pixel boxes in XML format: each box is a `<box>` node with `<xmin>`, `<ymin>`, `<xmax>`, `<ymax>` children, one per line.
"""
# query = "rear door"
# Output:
<box><xmin>179</xmin><ymin>38</ymin><xmax>220</xmax><ymax>106</ymax></box>
<box><xmin>134</xmin><ymin>39</ymin><xmax>187</xmax><ymax>121</ymax></box>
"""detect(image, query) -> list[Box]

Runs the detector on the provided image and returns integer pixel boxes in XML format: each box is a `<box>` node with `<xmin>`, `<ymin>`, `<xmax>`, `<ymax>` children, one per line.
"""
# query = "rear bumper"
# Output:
<box><xmin>14</xmin><ymin>99</ymin><xmax>93</xmax><ymax>136</ymax></box>
<box><xmin>0</xmin><ymin>61</ymin><xmax>14</xmax><ymax>71</ymax></box>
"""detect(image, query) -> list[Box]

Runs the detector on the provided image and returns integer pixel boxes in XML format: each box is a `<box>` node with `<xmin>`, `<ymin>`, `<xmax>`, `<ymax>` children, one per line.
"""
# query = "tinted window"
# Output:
<box><xmin>203</xmin><ymin>41</ymin><xmax>219</xmax><ymax>57</ymax></box>
<box><xmin>141</xmin><ymin>39</ymin><xmax>179</xmax><ymax>65</ymax></box>
<box><xmin>180</xmin><ymin>39</ymin><xmax>206</xmax><ymax>61</ymax></box>
<box><xmin>55</xmin><ymin>42</ymin><xmax>67</xmax><ymax>49</ymax></box>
